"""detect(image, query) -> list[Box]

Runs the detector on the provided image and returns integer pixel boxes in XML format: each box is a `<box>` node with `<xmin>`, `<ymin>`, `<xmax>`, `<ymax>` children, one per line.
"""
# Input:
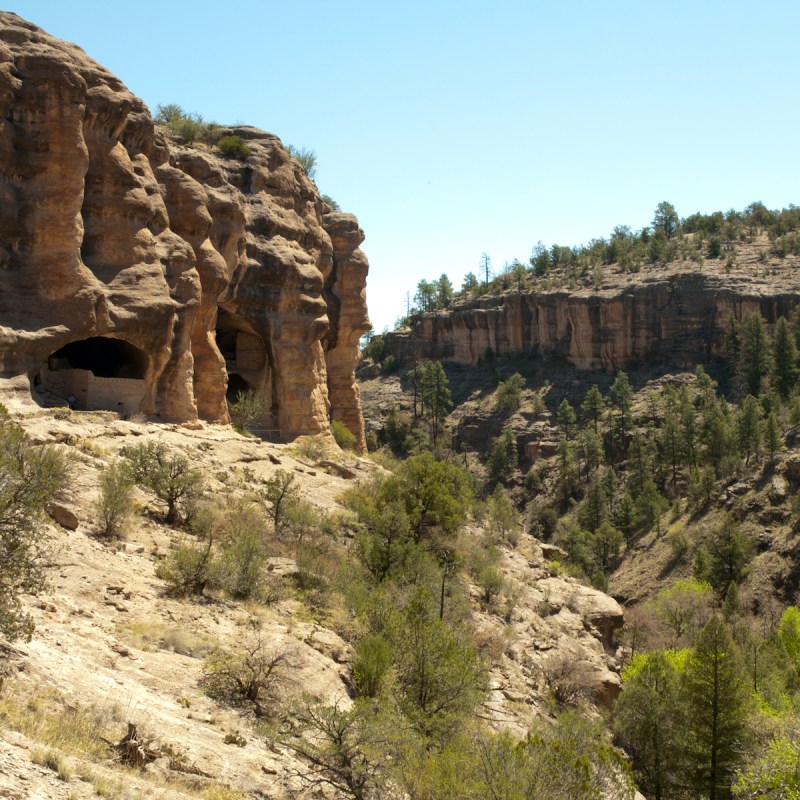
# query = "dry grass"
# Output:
<box><xmin>0</xmin><ymin>680</ymin><xmax>119</xmax><ymax>760</ymax></box>
<box><xmin>119</xmin><ymin>619</ymin><xmax>219</xmax><ymax>658</ymax></box>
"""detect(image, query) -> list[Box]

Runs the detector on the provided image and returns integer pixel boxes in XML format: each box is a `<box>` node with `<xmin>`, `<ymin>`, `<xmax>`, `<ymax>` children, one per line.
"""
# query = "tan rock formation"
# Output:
<box><xmin>323</xmin><ymin>212</ymin><xmax>371</xmax><ymax>452</ymax></box>
<box><xmin>0</xmin><ymin>12</ymin><xmax>369</xmax><ymax>444</ymax></box>
<box><xmin>385</xmin><ymin>273</ymin><xmax>800</xmax><ymax>371</ymax></box>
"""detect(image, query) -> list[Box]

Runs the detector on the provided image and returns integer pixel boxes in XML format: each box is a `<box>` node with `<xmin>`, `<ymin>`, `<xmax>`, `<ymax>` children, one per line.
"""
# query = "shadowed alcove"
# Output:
<box><xmin>33</xmin><ymin>336</ymin><xmax>149</xmax><ymax>413</ymax></box>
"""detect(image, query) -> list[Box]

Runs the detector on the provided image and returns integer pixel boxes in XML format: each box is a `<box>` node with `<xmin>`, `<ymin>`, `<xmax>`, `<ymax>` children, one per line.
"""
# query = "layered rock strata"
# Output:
<box><xmin>385</xmin><ymin>274</ymin><xmax>800</xmax><ymax>371</ymax></box>
<box><xmin>0</xmin><ymin>12</ymin><xmax>369</xmax><ymax>447</ymax></box>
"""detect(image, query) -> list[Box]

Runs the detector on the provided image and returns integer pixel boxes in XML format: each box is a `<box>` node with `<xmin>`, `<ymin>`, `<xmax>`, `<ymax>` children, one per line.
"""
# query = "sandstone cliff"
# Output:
<box><xmin>385</xmin><ymin>271</ymin><xmax>800</xmax><ymax>371</ymax></box>
<box><xmin>0</xmin><ymin>12</ymin><xmax>369</xmax><ymax>447</ymax></box>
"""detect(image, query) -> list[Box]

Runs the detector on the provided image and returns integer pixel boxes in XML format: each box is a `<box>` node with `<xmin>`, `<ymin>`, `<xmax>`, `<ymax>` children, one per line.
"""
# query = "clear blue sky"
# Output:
<box><xmin>9</xmin><ymin>1</ymin><xmax>800</xmax><ymax>332</ymax></box>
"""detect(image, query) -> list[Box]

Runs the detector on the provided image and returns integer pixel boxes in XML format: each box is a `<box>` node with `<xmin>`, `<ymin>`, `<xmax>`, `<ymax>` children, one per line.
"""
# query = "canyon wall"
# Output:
<box><xmin>385</xmin><ymin>273</ymin><xmax>800</xmax><ymax>371</ymax></box>
<box><xmin>0</xmin><ymin>12</ymin><xmax>369</xmax><ymax>447</ymax></box>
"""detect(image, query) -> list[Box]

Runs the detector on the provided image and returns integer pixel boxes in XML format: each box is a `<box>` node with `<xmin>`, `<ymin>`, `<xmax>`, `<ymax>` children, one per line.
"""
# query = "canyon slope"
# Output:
<box><xmin>0</xmin><ymin>12</ymin><xmax>369</xmax><ymax>448</ymax></box>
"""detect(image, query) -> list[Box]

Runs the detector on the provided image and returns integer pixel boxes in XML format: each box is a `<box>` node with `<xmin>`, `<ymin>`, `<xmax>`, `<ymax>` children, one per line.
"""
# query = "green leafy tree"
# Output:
<box><xmin>683</xmin><ymin>616</ymin><xmax>751</xmax><ymax>800</ymax></box>
<box><xmin>707</xmin><ymin>515</ymin><xmax>755</xmax><ymax>598</ymax></box>
<box><xmin>280</xmin><ymin>697</ymin><xmax>387</xmax><ymax>800</ymax></box>
<box><xmin>614</xmin><ymin>651</ymin><xmax>685</xmax><ymax>800</ymax></box>
<box><xmin>415</xmin><ymin>279</ymin><xmax>436</xmax><ymax>312</ymax></box>
<box><xmin>556</xmin><ymin>399</ymin><xmax>577</xmax><ymax>438</ymax></box>
<box><xmin>610</xmin><ymin>370</ymin><xmax>634</xmax><ymax>450</ymax></box>
<box><xmin>0</xmin><ymin>407</ymin><xmax>68</xmax><ymax>640</ymax></box>
<box><xmin>763</xmin><ymin>411</ymin><xmax>781</xmax><ymax>461</ymax></box>
<box><xmin>737</xmin><ymin>395</ymin><xmax>762</xmax><ymax>465</ymax></box>
<box><xmin>461</xmin><ymin>272</ymin><xmax>479</xmax><ymax>296</ymax></box>
<box><xmin>436</xmin><ymin>274</ymin><xmax>454</xmax><ymax>308</ymax></box>
<box><xmin>486</xmin><ymin>428</ymin><xmax>517</xmax><ymax>484</ymax></box>
<box><xmin>652</xmin><ymin>578</ymin><xmax>715</xmax><ymax>647</ymax></box>
<box><xmin>259</xmin><ymin>469</ymin><xmax>301</xmax><ymax>535</ymax></box>
<box><xmin>734</xmin><ymin>736</ymin><xmax>800</xmax><ymax>800</ymax></box>
<box><xmin>397</xmin><ymin>589</ymin><xmax>486</xmax><ymax>741</ymax></box>
<box><xmin>386</xmin><ymin>451</ymin><xmax>473</xmax><ymax>543</ymax></box>
<box><xmin>589</xmin><ymin>521</ymin><xmax>624</xmax><ymax>575</ymax></box>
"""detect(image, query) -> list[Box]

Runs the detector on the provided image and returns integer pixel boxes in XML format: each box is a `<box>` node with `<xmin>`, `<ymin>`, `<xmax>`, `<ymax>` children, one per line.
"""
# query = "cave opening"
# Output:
<box><xmin>215</xmin><ymin>308</ymin><xmax>275</xmax><ymax>433</ymax></box>
<box><xmin>48</xmin><ymin>337</ymin><xmax>148</xmax><ymax>378</ymax></box>
<box><xmin>33</xmin><ymin>336</ymin><xmax>149</xmax><ymax>414</ymax></box>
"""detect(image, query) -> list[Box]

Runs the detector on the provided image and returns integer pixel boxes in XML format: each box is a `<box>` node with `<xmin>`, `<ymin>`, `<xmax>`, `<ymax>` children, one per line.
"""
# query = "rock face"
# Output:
<box><xmin>0</xmin><ymin>13</ymin><xmax>369</xmax><ymax>447</ymax></box>
<box><xmin>385</xmin><ymin>273</ymin><xmax>800</xmax><ymax>371</ymax></box>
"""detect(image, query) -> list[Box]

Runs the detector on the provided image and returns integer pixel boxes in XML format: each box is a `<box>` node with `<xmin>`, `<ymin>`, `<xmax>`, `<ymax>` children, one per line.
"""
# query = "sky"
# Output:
<box><xmin>9</xmin><ymin>1</ymin><xmax>800</xmax><ymax>332</ymax></box>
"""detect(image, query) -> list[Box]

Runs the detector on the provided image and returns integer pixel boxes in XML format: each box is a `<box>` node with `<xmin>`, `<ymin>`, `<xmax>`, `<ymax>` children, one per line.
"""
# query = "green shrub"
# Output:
<box><xmin>217</xmin><ymin>135</ymin><xmax>251</xmax><ymax>159</ymax></box>
<box><xmin>217</xmin><ymin>502</ymin><xmax>270</xmax><ymax>600</ymax></box>
<box><xmin>352</xmin><ymin>633</ymin><xmax>392</xmax><ymax>698</ymax></box>
<box><xmin>286</xmin><ymin>144</ymin><xmax>317</xmax><ymax>179</ymax></box>
<box><xmin>494</xmin><ymin>373</ymin><xmax>526</xmax><ymax>413</ymax></box>
<box><xmin>229</xmin><ymin>388</ymin><xmax>266</xmax><ymax>433</ymax></box>
<box><xmin>121</xmin><ymin>441</ymin><xmax>204</xmax><ymax>525</ymax></box>
<box><xmin>155</xmin><ymin>535</ymin><xmax>215</xmax><ymax>597</ymax></box>
<box><xmin>382</xmin><ymin>354</ymin><xmax>398</xmax><ymax>374</ymax></box>
<box><xmin>96</xmin><ymin>461</ymin><xmax>135</xmax><ymax>538</ymax></box>
<box><xmin>331</xmin><ymin>419</ymin><xmax>357</xmax><ymax>450</ymax></box>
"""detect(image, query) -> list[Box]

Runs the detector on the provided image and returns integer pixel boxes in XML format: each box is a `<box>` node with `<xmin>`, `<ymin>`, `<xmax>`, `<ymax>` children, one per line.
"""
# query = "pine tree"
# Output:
<box><xmin>683</xmin><ymin>616</ymin><xmax>750</xmax><ymax>800</ymax></box>
<box><xmin>419</xmin><ymin>361</ymin><xmax>452</xmax><ymax>447</ymax></box>
<box><xmin>772</xmin><ymin>316</ymin><xmax>798</xmax><ymax>399</ymax></box>
<box><xmin>736</xmin><ymin>311</ymin><xmax>771</xmax><ymax>398</ymax></box>
<box><xmin>610</xmin><ymin>371</ymin><xmax>634</xmax><ymax>450</ymax></box>
<box><xmin>580</xmin><ymin>385</ymin><xmax>605</xmax><ymax>436</ymax></box>
<box><xmin>737</xmin><ymin>395</ymin><xmax>762</xmax><ymax>465</ymax></box>
<box><xmin>556</xmin><ymin>399</ymin><xmax>577</xmax><ymax>438</ymax></box>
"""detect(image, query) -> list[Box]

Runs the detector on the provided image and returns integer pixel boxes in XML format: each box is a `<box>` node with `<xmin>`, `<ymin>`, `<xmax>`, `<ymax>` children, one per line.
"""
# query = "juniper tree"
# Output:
<box><xmin>0</xmin><ymin>407</ymin><xmax>68</xmax><ymax>640</ymax></box>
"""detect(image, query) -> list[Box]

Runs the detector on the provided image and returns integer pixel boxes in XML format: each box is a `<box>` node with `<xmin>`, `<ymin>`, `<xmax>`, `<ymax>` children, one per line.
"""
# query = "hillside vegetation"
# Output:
<box><xmin>355</xmin><ymin>202</ymin><xmax>800</xmax><ymax>799</ymax></box>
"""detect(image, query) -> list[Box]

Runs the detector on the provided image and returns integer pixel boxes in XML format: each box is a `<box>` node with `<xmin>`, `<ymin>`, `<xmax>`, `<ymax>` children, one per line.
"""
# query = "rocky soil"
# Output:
<box><xmin>0</xmin><ymin>404</ymin><xmax>626</xmax><ymax>799</ymax></box>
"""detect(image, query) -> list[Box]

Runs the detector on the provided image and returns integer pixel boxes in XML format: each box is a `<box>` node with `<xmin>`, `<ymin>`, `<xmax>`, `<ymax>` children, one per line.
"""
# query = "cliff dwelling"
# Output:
<box><xmin>215</xmin><ymin>309</ymin><xmax>274</xmax><ymax>421</ymax></box>
<box><xmin>33</xmin><ymin>337</ymin><xmax>148</xmax><ymax>415</ymax></box>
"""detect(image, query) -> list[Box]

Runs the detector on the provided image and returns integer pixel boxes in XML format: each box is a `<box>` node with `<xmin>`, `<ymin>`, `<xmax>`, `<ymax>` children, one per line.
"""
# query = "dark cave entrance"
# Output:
<box><xmin>226</xmin><ymin>373</ymin><xmax>251</xmax><ymax>404</ymax></box>
<box><xmin>215</xmin><ymin>309</ymin><xmax>276</xmax><ymax>434</ymax></box>
<box><xmin>34</xmin><ymin>336</ymin><xmax>149</xmax><ymax>414</ymax></box>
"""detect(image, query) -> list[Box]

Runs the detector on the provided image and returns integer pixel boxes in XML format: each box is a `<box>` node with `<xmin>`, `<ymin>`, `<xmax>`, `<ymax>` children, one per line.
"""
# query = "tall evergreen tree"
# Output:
<box><xmin>683</xmin><ymin>616</ymin><xmax>750</xmax><ymax>800</ymax></box>
<box><xmin>772</xmin><ymin>315</ymin><xmax>798</xmax><ymax>399</ymax></box>
<box><xmin>581</xmin><ymin>385</ymin><xmax>605</xmax><ymax>436</ymax></box>
<box><xmin>610</xmin><ymin>371</ymin><xmax>634</xmax><ymax>450</ymax></box>
<box><xmin>736</xmin><ymin>311</ymin><xmax>771</xmax><ymax>398</ymax></box>
<box><xmin>419</xmin><ymin>361</ymin><xmax>452</xmax><ymax>447</ymax></box>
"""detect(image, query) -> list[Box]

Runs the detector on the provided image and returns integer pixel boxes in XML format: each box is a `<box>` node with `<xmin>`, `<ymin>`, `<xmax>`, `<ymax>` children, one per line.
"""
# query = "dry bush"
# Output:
<box><xmin>201</xmin><ymin>637</ymin><xmax>293</xmax><ymax>718</ymax></box>
<box><xmin>541</xmin><ymin>652</ymin><xmax>596</xmax><ymax>707</ymax></box>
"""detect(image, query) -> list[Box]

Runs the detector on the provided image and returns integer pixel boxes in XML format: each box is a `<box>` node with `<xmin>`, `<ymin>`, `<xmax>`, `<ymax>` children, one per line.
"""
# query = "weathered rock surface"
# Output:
<box><xmin>0</xmin><ymin>13</ymin><xmax>368</xmax><ymax>447</ymax></box>
<box><xmin>385</xmin><ymin>272</ymin><xmax>800</xmax><ymax>371</ymax></box>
